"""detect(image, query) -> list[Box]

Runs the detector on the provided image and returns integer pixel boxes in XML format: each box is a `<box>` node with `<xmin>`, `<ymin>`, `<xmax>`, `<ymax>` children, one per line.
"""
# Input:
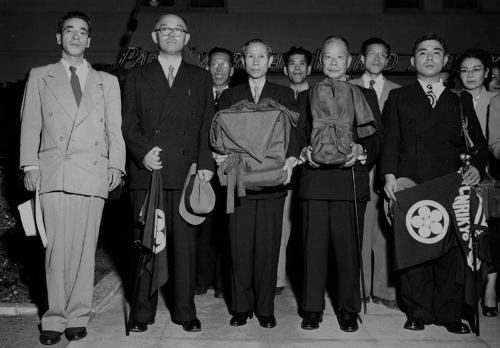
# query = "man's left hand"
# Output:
<box><xmin>282</xmin><ymin>156</ymin><xmax>298</xmax><ymax>185</ymax></box>
<box><xmin>198</xmin><ymin>169</ymin><xmax>213</xmax><ymax>184</ymax></box>
<box><xmin>462</xmin><ymin>165</ymin><xmax>481</xmax><ymax>186</ymax></box>
<box><xmin>108</xmin><ymin>168</ymin><xmax>122</xmax><ymax>191</ymax></box>
<box><xmin>344</xmin><ymin>143</ymin><xmax>364</xmax><ymax>167</ymax></box>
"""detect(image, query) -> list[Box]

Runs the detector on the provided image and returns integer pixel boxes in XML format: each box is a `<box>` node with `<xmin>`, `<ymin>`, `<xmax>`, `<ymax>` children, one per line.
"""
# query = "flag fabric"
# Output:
<box><xmin>451</xmin><ymin>184</ymin><xmax>490</xmax><ymax>308</ymax></box>
<box><xmin>393</xmin><ymin>173</ymin><xmax>463</xmax><ymax>270</ymax></box>
<box><xmin>138</xmin><ymin>170</ymin><xmax>168</xmax><ymax>296</ymax></box>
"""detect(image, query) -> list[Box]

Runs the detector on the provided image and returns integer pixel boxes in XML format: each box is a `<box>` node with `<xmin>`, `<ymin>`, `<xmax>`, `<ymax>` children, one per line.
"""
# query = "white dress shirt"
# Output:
<box><xmin>60</xmin><ymin>58</ymin><xmax>89</xmax><ymax>92</ymax></box>
<box><xmin>417</xmin><ymin>79</ymin><xmax>445</xmax><ymax>101</ymax></box>
<box><xmin>361</xmin><ymin>73</ymin><xmax>384</xmax><ymax>100</ymax></box>
<box><xmin>157</xmin><ymin>55</ymin><xmax>182</xmax><ymax>81</ymax></box>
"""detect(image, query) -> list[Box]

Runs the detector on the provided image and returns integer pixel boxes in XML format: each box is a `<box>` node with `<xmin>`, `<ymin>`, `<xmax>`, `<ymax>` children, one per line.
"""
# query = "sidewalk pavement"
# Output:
<box><xmin>1</xmin><ymin>271</ymin><xmax>499</xmax><ymax>348</ymax></box>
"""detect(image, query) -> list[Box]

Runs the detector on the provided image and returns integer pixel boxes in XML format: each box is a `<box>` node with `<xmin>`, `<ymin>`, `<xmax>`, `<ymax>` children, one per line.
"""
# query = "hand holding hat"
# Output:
<box><xmin>179</xmin><ymin>163</ymin><xmax>216</xmax><ymax>225</ymax></box>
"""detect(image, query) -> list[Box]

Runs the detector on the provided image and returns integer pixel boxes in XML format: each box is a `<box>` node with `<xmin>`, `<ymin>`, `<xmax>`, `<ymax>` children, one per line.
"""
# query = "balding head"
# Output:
<box><xmin>320</xmin><ymin>36</ymin><xmax>351</xmax><ymax>80</ymax></box>
<box><xmin>154</xmin><ymin>13</ymin><xmax>188</xmax><ymax>31</ymax></box>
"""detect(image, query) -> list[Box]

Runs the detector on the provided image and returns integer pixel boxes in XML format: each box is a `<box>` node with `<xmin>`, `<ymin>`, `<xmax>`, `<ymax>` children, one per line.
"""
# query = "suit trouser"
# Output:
<box><xmin>277</xmin><ymin>189</ymin><xmax>293</xmax><ymax>288</ymax></box>
<box><xmin>362</xmin><ymin>168</ymin><xmax>396</xmax><ymax>300</ymax></box>
<box><xmin>301</xmin><ymin>199</ymin><xmax>365</xmax><ymax>314</ymax></box>
<box><xmin>40</xmin><ymin>192</ymin><xmax>104</xmax><ymax>332</ymax></box>
<box><xmin>228</xmin><ymin>196</ymin><xmax>285</xmax><ymax>316</ymax></box>
<box><xmin>131</xmin><ymin>189</ymin><xmax>197</xmax><ymax>323</ymax></box>
<box><xmin>400</xmin><ymin>246</ymin><xmax>464</xmax><ymax>326</ymax></box>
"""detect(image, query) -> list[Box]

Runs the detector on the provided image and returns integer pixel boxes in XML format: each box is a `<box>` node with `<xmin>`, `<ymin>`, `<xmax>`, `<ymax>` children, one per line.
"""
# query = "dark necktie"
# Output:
<box><xmin>69</xmin><ymin>66</ymin><xmax>82</xmax><ymax>106</ymax></box>
<box><xmin>426</xmin><ymin>84</ymin><xmax>437</xmax><ymax>108</ymax></box>
<box><xmin>369</xmin><ymin>79</ymin><xmax>375</xmax><ymax>90</ymax></box>
<box><xmin>214</xmin><ymin>90</ymin><xmax>222</xmax><ymax>106</ymax></box>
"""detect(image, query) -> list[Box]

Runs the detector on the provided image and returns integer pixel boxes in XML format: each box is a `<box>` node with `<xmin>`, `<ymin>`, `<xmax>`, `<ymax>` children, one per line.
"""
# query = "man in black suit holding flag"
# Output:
<box><xmin>380</xmin><ymin>32</ymin><xmax>487</xmax><ymax>334</ymax></box>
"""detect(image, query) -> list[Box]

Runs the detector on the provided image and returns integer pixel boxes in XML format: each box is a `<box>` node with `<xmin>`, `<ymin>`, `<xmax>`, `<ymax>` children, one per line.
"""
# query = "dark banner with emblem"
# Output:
<box><xmin>393</xmin><ymin>173</ymin><xmax>462</xmax><ymax>270</ymax></box>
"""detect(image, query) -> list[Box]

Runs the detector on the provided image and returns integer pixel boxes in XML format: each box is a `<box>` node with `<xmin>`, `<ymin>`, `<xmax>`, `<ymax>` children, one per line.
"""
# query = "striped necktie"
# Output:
<box><xmin>167</xmin><ymin>65</ymin><xmax>175</xmax><ymax>87</ymax></box>
<box><xmin>369</xmin><ymin>79</ymin><xmax>375</xmax><ymax>90</ymax></box>
<box><xmin>69</xmin><ymin>66</ymin><xmax>82</xmax><ymax>106</ymax></box>
<box><xmin>426</xmin><ymin>84</ymin><xmax>437</xmax><ymax>108</ymax></box>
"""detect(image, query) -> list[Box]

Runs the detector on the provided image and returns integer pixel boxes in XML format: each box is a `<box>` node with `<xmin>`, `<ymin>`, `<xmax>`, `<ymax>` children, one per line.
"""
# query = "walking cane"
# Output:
<box><xmin>126</xmin><ymin>241</ymin><xmax>146</xmax><ymax>336</ymax></box>
<box><xmin>351</xmin><ymin>167</ymin><xmax>367</xmax><ymax>315</ymax></box>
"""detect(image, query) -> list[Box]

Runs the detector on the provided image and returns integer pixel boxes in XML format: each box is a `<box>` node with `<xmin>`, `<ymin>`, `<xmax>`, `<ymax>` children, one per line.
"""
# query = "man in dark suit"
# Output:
<box><xmin>380</xmin><ymin>32</ymin><xmax>487</xmax><ymax>334</ymax></box>
<box><xmin>195</xmin><ymin>47</ymin><xmax>234</xmax><ymax>298</ymax></box>
<box><xmin>297</xmin><ymin>36</ymin><xmax>383</xmax><ymax>332</ymax></box>
<box><xmin>215</xmin><ymin>38</ymin><xmax>299</xmax><ymax>329</ymax></box>
<box><xmin>122</xmin><ymin>13</ymin><xmax>214</xmax><ymax>333</ymax></box>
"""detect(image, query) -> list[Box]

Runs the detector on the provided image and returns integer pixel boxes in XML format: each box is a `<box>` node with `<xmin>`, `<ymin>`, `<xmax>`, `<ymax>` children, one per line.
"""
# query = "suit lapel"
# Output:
<box><xmin>44</xmin><ymin>62</ymin><xmax>77</xmax><ymax>121</ymax></box>
<box><xmin>380</xmin><ymin>79</ymin><xmax>391</xmax><ymax>110</ymax></box>
<box><xmin>408</xmin><ymin>82</ymin><xmax>435</xmax><ymax>135</ymax></box>
<box><xmin>74</xmin><ymin>67</ymin><xmax>101</xmax><ymax>128</ymax></box>
<box><xmin>142</xmin><ymin>60</ymin><xmax>169</xmax><ymax>123</ymax></box>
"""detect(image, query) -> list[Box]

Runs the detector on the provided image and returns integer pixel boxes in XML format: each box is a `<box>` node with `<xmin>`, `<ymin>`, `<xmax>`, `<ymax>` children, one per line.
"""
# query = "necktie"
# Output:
<box><xmin>214</xmin><ymin>90</ymin><xmax>222</xmax><ymax>106</ymax></box>
<box><xmin>167</xmin><ymin>65</ymin><xmax>174</xmax><ymax>87</ymax></box>
<box><xmin>369</xmin><ymin>79</ymin><xmax>375</xmax><ymax>90</ymax></box>
<box><xmin>426</xmin><ymin>84</ymin><xmax>437</xmax><ymax>108</ymax></box>
<box><xmin>253</xmin><ymin>86</ymin><xmax>260</xmax><ymax>103</ymax></box>
<box><xmin>69</xmin><ymin>66</ymin><xmax>82</xmax><ymax>106</ymax></box>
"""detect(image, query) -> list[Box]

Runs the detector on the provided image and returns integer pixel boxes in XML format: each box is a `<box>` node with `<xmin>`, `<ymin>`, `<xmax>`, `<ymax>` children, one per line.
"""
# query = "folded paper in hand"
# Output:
<box><xmin>17</xmin><ymin>188</ymin><xmax>47</xmax><ymax>247</ymax></box>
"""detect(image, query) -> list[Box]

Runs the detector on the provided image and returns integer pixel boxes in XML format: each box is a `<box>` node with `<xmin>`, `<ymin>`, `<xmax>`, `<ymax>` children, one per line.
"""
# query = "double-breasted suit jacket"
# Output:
<box><xmin>122</xmin><ymin>60</ymin><xmax>214</xmax><ymax>190</ymax></box>
<box><xmin>379</xmin><ymin>82</ymin><xmax>487</xmax><ymax>184</ymax></box>
<box><xmin>20</xmin><ymin>61</ymin><xmax>126</xmax><ymax>197</ymax></box>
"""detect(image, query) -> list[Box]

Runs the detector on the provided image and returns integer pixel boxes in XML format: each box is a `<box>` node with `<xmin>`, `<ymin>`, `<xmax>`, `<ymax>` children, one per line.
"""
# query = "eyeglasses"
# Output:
<box><xmin>366</xmin><ymin>51</ymin><xmax>388</xmax><ymax>60</ymax></box>
<box><xmin>459</xmin><ymin>68</ymin><xmax>484</xmax><ymax>75</ymax></box>
<box><xmin>155</xmin><ymin>26</ymin><xmax>188</xmax><ymax>37</ymax></box>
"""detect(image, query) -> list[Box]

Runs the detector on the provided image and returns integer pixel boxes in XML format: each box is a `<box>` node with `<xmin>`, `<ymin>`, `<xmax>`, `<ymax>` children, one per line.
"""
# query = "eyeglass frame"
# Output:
<box><xmin>459</xmin><ymin>67</ymin><xmax>485</xmax><ymax>75</ymax></box>
<box><xmin>154</xmin><ymin>26</ymin><xmax>188</xmax><ymax>37</ymax></box>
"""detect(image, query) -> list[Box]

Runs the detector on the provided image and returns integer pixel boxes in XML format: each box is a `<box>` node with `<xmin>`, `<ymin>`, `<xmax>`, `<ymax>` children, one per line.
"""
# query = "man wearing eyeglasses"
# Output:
<box><xmin>350</xmin><ymin>38</ymin><xmax>400</xmax><ymax>310</ymax></box>
<box><xmin>20</xmin><ymin>11</ymin><xmax>125</xmax><ymax>345</ymax></box>
<box><xmin>122</xmin><ymin>13</ymin><xmax>214</xmax><ymax>333</ymax></box>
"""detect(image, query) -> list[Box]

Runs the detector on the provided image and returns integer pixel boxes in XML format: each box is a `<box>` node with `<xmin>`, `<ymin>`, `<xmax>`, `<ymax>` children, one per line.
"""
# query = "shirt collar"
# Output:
<box><xmin>248</xmin><ymin>78</ymin><xmax>266</xmax><ymax>91</ymax></box>
<box><xmin>289</xmin><ymin>82</ymin><xmax>309</xmax><ymax>94</ymax></box>
<box><xmin>157</xmin><ymin>55</ymin><xmax>182</xmax><ymax>77</ymax></box>
<box><xmin>60</xmin><ymin>58</ymin><xmax>89</xmax><ymax>74</ymax></box>
<box><xmin>417</xmin><ymin>79</ymin><xmax>446</xmax><ymax>99</ymax></box>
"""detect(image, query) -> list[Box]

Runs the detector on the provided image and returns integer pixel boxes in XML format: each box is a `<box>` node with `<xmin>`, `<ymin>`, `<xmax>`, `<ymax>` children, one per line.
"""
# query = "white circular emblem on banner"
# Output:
<box><xmin>405</xmin><ymin>200</ymin><xmax>449</xmax><ymax>244</ymax></box>
<box><xmin>154</xmin><ymin>209</ymin><xmax>166</xmax><ymax>254</ymax></box>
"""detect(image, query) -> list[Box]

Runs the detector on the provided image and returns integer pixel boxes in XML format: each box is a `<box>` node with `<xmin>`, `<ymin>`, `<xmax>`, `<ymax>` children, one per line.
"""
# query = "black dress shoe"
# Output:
<box><xmin>230</xmin><ymin>311</ymin><xmax>253</xmax><ymax>326</ymax></box>
<box><xmin>404</xmin><ymin>319</ymin><xmax>424</xmax><ymax>331</ymax></box>
<box><xmin>65</xmin><ymin>327</ymin><xmax>87</xmax><ymax>341</ymax></box>
<box><xmin>446</xmin><ymin>322</ymin><xmax>471</xmax><ymax>334</ymax></box>
<box><xmin>182</xmin><ymin>317</ymin><xmax>201</xmax><ymax>332</ymax></box>
<box><xmin>301</xmin><ymin>312</ymin><xmax>323</xmax><ymax>330</ymax></box>
<box><xmin>338</xmin><ymin>310</ymin><xmax>359</xmax><ymax>332</ymax></box>
<box><xmin>195</xmin><ymin>286</ymin><xmax>208</xmax><ymax>295</ymax></box>
<box><xmin>257</xmin><ymin>315</ymin><xmax>277</xmax><ymax>328</ymax></box>
<box><xmin>128</xmin><ymin>319</ymin><xmax>148</xmax><ymax>332</ymax></box>
<box><xmin>39</xmin><ymin>331</ymin><xmax>62</xmax><ymax>345</ymax></box>
<box><xmin>482</xmin><ymin>305</ymin><xmax>499</xmax><ymax>317</ymax></box>
<box><xmin>214</xmin><ymin>289</ymin><xmax>224</xmax><ymax>299</ymax></box>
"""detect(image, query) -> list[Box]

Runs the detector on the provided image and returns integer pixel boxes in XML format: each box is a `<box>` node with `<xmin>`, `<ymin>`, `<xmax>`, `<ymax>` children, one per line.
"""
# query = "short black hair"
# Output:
<box><xmin>242</xmin><ymin>38</ymin><xmax>272</xmax><ymax>57</ymax></box>
<box><xmin>412</xmin><ymin>32</ymin><xmax>447</xmax><ymax>55</ymax></box>
<box><xmin>57</xmin><ymin>11</ymin><xmax>92</xmax><ymax>36</ymax></box>
<box><xmin>360</xmin><ymin>37</ymin><xmax>391</xmax><ymax>56</ymax></box>
<box><xmin>208</xmin><ymin>47</ymin><xmax>234</xmax><ymax>65</ymax></box>
<box><xmin>456</xmin><ymin>48</ymin><xmax>492</xmax><ymax>70</ymax></box>
<box><xmin>283</xmin><ymin>46</ymin><xmax>312</xmax><ymax>66</ymax></box>
<box><xmin>321</xmin><ymin>36</ymin><xmax>350</xmax><ymax>54</ymax></box>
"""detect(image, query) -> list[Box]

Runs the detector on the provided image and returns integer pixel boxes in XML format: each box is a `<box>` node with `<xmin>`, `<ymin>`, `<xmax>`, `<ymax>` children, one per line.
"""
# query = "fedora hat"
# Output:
<box><xmin>179</xmin><ymin>163</ymin><xmax>215</xmax><ymax>225</ymax></box>
<box><xmin>383</xmin><ymin>177</ymin><xmax>417</xmax><ymax>225</ymax></box>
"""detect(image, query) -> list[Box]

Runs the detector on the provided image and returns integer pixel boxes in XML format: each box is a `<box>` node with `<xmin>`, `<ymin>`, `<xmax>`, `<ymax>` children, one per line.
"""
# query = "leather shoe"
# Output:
<box><xmin>214</xmin><ymin>289</ymin><xmax>224</xmax><ymax>299</ymax></box>
<box><xmin>446</xmin><ymin>322</ymin><xmax>471</xmax><ymax>334</ymax></box>
<box><xmin>482</xmin><ymin>305</ymin><xmax>499</xmax><ymax>317</ymax></box>
<box><xmin>129</xmin><ymin>320</ymin><xmax>148</xmax><ymax>332</ymax></box>
<box><xmin>230</xmin><ymin>311</ymin><xmax>253</xmax><ymax>327</ymax></box>
<box><xmin>404</xmin><ymin>319</ymin><xmax>424</xmax><ymax>331</ymax></box>
<box><xmin>39</xmin><ymin>331</ymin><xmax>62</xmax><ymax>345</ymax></box>
<box><xmin>301</xmin><ymin>312</ymin><xmax>323</xmax><ymax>330</ymax></box>
<box><xmin>257</xmin><ymin>314</ymin><xmax>276</xmax><ymax>328</ymax></box>
<box><xmin>338</xmin><ymin>310</ymin><xmax>359</xmax><ymax>332</ymax></box>
<box><xmin>181</xmin><ymin>317</ymin><xmax>201</xmax><ymax>332</ymax></box>
<box><xmin>275</xmin><ymin>286</ymin><xmax>284</xmax><ymax>295</ymax></box>
<box><xmin>195</xmin><ymin>286</ymin><xmax>208</xmax><ymax>295</ymax></box>
<box><xmin>65</xmin><ymin>327</ymin><xmax>87</xmax><ymax>341</ymax></box>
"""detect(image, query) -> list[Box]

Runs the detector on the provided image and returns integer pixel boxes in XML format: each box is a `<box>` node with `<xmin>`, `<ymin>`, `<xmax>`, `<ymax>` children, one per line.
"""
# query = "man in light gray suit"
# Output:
<box><xmin>20</xmin><ymin>11</ymin><xmax>125</xmax><ymax>345</ymax></box>
<box><xmin>350</xmin><ymin>37</ymin><xmax>400</xmax><ymax>309</ymax></box>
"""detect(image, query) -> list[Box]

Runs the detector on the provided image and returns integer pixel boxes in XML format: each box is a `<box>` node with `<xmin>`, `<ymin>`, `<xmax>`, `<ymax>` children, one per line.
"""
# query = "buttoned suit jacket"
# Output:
<box><xmin>350</xmin><ymin>76</ymin><xmax>401</xmax><ymax>112</ymax></box>
<box><xmin>379</xmin><ymin>82</ymin><xmax>488</xmax><ymax>184</ymax></box>
<box><xmin>20</xmin><ymin>61</ymin><xmax>126</xmax><ymax>198</ymax></box>
<box><xmin>297</xmin><ymin>86</ymin><xmax>383</xmax><ymax>201</ymax></box>
<box><xmin>122</xmin><ymin>60</ymin><xmax>214</xmax><ymax>190</ymax></box>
